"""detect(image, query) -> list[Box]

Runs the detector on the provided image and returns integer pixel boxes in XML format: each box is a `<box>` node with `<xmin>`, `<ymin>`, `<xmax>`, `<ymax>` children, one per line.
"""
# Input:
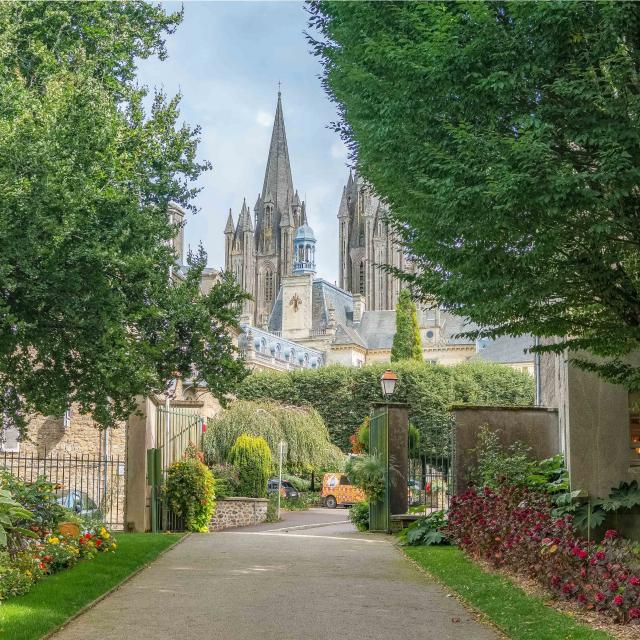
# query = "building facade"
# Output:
<box><xmin>337</xmin><ymin>171</ymin><xmax>412</xmax><ymax>310</ymax></box>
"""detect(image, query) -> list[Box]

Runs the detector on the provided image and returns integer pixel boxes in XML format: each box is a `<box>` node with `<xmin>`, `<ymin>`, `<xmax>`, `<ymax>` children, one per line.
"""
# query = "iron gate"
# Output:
<box><xmin>148</xmin><ymin>407</ymin><xmax>204</xmax><ymax>532</ymax></box>
<box><xmin>369</xmin><ymin>405</ymin><xmax>389</xmax><ymax>532</ymax></box>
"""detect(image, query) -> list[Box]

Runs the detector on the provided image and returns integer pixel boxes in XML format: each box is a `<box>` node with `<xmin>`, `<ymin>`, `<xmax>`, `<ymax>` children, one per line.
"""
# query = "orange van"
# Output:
<box><xmin>321</xmin><ymin>473</ymin><xmax>366</xmax><ymax>508</ymax></box>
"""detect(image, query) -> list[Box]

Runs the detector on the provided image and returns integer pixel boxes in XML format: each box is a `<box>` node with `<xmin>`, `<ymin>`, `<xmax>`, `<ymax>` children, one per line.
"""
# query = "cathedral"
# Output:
<box><xmin>223</xmin><ymin>93</ymin><xmax>534</xmax><ymax>375</ymax></box>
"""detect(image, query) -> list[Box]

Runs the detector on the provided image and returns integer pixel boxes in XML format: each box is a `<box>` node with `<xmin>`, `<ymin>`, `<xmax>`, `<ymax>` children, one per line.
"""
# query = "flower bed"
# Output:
<box><xmin>446</xmin><ymin>484</ymin><xmax>640</xmax><ymax>625</ymax></box>
<box><xmin>0</xmin><ymin>471</ymin><xmax>117</xmax><ymax>601</ymax></box>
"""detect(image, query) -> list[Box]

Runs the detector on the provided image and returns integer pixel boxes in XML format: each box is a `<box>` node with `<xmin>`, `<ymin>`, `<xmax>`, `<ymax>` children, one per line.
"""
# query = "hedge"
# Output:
<box><xmin>228</xmin><ymin>434</ymin><xmax>272</xmax><ymax>498</ymax></box>
<box><xmin>236</xmin><ymin>361</ymin><xmax>534</xmax><ymax>452</ymax></box>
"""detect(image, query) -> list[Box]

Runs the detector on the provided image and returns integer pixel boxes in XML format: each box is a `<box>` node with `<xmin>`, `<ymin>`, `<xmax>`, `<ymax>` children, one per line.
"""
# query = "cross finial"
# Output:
<box><xmin>277</xmin><ymin>80</ymin><xmax>282</xmax><ymax>95</ymax></box>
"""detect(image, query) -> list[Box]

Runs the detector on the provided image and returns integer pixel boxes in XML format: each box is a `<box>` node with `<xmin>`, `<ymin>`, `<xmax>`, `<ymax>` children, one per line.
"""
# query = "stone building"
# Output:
<box><xmin>337</xmin><ymin>171</ymin><xmax>412</xmax><ymax>310</ymax></box>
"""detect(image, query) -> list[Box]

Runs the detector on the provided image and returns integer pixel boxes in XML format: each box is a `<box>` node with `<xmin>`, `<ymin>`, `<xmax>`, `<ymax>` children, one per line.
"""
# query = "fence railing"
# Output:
<box><xmin>0</xmin><ymin>451</ymin><xmax>126</xmax><ymax>530</ymax></box>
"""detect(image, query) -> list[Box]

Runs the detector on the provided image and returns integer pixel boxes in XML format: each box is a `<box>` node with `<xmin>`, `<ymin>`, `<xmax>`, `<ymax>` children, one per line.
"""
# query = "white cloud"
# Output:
<box><xmin>256</xmin><ymin>110</ymin><xmax>272</xmax><ymax>127</ymax></box>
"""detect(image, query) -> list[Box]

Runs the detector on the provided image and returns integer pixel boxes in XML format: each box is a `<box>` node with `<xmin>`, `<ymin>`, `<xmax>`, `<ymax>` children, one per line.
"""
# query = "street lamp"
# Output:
<box><xmin>380</xmin><ymin>369</ymin><xmax>398</xmax><ymax>398</ymax></box>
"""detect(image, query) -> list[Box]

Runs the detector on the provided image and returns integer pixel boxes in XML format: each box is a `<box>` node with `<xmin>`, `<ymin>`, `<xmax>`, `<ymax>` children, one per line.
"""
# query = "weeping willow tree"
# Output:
<box><xmin>203</xmin><ymin>400</ymin><xmax>344</xmax><ymax>475</ymax></box>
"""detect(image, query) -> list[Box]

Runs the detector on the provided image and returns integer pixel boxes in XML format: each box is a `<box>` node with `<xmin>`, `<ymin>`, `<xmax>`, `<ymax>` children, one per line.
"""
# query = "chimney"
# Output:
<box><xmin>352</xmin><ymin>294</ymin><xmax>365</xmax><ymax>324</ymax></box>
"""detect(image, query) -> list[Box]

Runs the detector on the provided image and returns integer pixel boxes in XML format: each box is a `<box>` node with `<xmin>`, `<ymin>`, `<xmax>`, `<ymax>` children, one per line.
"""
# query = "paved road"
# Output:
<box><xmin>53</xmin><ymin>508</ymin><xmax>499</xmax><ymax>640</ymax></box>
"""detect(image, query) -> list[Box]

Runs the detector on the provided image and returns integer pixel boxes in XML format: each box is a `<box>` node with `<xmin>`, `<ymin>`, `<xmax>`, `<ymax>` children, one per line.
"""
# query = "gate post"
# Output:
<box><xmin>369</xmin><ymin>402</ymin><xmax>409</xmax><ymax>532</ymax></box>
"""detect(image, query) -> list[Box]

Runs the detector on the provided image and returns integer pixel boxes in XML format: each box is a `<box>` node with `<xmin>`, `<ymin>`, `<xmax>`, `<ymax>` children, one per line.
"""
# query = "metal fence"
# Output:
<box><xmin>0</xmin><ymin>451</ymin><xmax>126</xmax><ymax>530</ymax></box>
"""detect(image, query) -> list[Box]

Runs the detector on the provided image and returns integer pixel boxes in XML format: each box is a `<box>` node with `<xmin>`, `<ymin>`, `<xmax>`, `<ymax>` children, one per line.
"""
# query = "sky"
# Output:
<box><xmin>136</xmin><ymin>0</ymin><xmax>349</xmax><ymax>283</ymax></box>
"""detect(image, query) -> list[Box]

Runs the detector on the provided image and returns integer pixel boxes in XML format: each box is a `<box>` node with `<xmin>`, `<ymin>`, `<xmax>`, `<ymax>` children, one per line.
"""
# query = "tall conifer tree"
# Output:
<box><xmin>391</xmin><ymin>290</ymin><xmax>423</xmax><ymax>362</ymax></box>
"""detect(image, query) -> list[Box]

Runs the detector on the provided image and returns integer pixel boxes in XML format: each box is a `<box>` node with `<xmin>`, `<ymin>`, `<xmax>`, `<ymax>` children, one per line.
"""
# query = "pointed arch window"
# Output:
<box><xmin>265</xmin><ymin>206</ymin><xmax>273</xmax><ymax>228</ymax></box>
<box><xmin>359</xmin><ymin>261</ymin><xmax>365</xmax><ymax>294</ymax></box>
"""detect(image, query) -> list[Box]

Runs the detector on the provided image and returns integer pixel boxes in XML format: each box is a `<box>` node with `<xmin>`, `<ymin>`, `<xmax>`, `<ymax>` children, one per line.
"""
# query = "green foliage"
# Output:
<box><xmin>554</xmin><ymin>481</ymin><xmax>640</xmax><ymax>531</ymax></box>
<box><xmin>400</xmin><ymin>510</ymin><xmax>448</xmax><ymax>547</ymax></box>
<box><xmin>0</xmin><ymin>1</ymin><xmax>248</xmax><ymax>433</ymax></box>
<box><xmin>0</xmin><ymin>473</ymin><xmax>66</xmax><ymax>538</ymax></box>
<box><xmin>348</xmin><ymin>500</ymin><xmax>369</xmax><ymax>532</ymax></box>
<box><xmin>281</xmin><ymin>474</ymin><xmax>311</xmax><ymax>492</ymax></box>
<box><xmin>165</xmin><ymin>459</ymin><xmax>215</xmax><ymax>532</ymax></box>
<box><xmin>208</xmin><ymin>463</ymin><xmax>240</xmax><ymax>500</ymax></box>
<box><xmin>266</xmin><ymin>493</ymin><xmax>280</xmax><ymax>523</ymax></box>
<box><xmin>238</xmin><ymin>361</ymin><xmax>533</xmax><ymax>451</ymax></box>
<box><xmin>0</xmin><ymin>489</ymin><xmax>35</xmax><ymax>549</ymax></box>
<box><xmin>204</xmin><ymin>400</ymin><xmax>343</xmax><ymax>473</ymax></box>
<box><xmin>345</xmin><ymin>455</ymin><xmax>386</xmax><ymax>503</ymax></box>
<box><xmin>228</xmin><ymin>434</ymin><xmax>272</xmax><ymax>499</ymax></box>
<box><xmin>309</xmin><ymin>2</ymin><xmax>640</xmax><ymax>389</ymax></box>
<box><xmin>391</xmin><ymin>289</ymin><xmax>422</xmax><ymax>362</ymax></box>
<box><xmin>408</xmin><ymin>423</ymin><xmax>420</xmax><ymax>458</ymax></box>
<box><xmin>472</xmin><ymin>426</ymin><xmax>568</xmax><ymax>494</ymax></box>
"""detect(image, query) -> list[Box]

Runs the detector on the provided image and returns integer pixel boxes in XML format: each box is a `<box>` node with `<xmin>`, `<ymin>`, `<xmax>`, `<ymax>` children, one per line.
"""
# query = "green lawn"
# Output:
<box><xmin>405</xmin><ymin>546</ymin><xmax>613</xmax><ymax>640</ymax></box>
<box><xmin>0</xmin><ymin>532</ymin><xmax>184</xmax><ymax>640</ymax></box>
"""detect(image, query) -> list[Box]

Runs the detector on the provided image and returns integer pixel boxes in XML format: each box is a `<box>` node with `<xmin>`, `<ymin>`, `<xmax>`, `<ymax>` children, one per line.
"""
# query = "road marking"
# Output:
<box><xmin>231</xmin><ymin>531</ymin><xmax>386</xmax><ymax>543</ymax></box>
<box><xmin>262</xmin><ymin>520</ymin><xmax>350</xmax><ymax>532</ymax></box>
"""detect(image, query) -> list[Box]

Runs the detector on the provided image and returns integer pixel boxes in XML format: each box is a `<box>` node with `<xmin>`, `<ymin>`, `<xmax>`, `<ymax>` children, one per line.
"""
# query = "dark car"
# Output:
<box><xmin>55</xmin><ymin>489</ymin><xmax>102</xmax><ymax>520</ymax></box>
<box><xmin>267</xmin><ymin>479</ymin><xmax>300</xmax><ymax>499</ymax></box>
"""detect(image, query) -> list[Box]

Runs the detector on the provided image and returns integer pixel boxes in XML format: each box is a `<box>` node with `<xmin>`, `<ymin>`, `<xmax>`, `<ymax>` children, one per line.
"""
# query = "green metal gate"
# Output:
<box><xmin>148</xmin><ymin>407</ymin><xmax>204</xmax><ymax>532</ymax></box>
<box><xmin>369</xmin><ymin>405</ymin><xmax>389</xmax><ymax>532</ymax></box>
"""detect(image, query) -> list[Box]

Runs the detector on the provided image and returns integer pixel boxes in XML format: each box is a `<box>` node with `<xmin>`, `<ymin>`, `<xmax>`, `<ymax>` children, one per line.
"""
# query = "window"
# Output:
<box><xmin>265</xmin><ymin>270</ymin><xmax>274</xmax><ymax>303</ymax></box>
<box><xmin>359</xmin><ymin>261</ymin><xmax>365</xmax><ymax>294</ymax></box>
<box><xmin>340</xmin><ymin>476</ymin><xmax>352</xmax><ymax>486</ymax></box>
<box><xmin>426</xmin><ymin>330</ymin><xmax>434</xmax><ymax>340</ymax></box>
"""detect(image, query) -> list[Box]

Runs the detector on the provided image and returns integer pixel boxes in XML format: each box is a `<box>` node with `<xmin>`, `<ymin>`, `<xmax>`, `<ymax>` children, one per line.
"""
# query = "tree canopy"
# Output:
<box><xmin>0</xmin><ymin>2</ymin><xmax>248</xmax><ymax>432</ymax></box>
<box><xmin>391</xmin><ymin>289</ymin><xmax>423</xmax><ymax>362</ymax></box>
<box><xmin>308</xmin><ymin>1</ymin><xmax>640</xmax><ymax>388</ymax></box>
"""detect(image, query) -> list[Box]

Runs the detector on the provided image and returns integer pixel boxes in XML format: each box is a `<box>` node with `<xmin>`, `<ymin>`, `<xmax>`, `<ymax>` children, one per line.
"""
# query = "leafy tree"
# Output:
<box><xmin>0</xmin><ymin>2</ymin><xmax>248</xmax><ymax>432</ymax></box>
<box><xmin>391</xmin><ymin>289</ymin><xmax>423</xmax><ymax>362</ymax></box>
<box><xmin>308</xmin><ymin>1</ymin><xmax>640</xmax><ymax>388</ymax></box>
<box><xmin>228</xmin><ymin>434</ymin><xmax>272</xmax><ymax>499</ymax></box>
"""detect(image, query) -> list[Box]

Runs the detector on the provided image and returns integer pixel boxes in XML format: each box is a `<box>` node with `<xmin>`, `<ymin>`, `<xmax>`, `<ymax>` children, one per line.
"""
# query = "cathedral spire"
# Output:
<box><xmin>261</xmin><ymin>92</ymin><xmax>294</xmax><ymax>213</ymax></box>
<box><xmin>224</xmin><ymin>208</ymin><xmax>234</xmax><ymax>234</ymax></box>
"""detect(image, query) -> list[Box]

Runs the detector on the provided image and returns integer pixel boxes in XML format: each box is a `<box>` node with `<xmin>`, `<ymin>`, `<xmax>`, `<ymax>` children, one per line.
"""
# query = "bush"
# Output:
<box><xmin>237</xmin><ymin>361</ymin><xmax>534</xmax><ymax>451</ymax></box>
<box><xmin>0</xmin><ymin>564</ymin><xmax>32</xmax><ymax>600</ymax></box>
<box><xmin>447</xmin><ymin>484</ymin><xmax>640</xmax><ymax>625</ymax></box>
<box><xmin>345</xmin><ymin>455</ymin><xmax>386</xmax><ymax>503</ymax></box>
<box><xmin>228</xmin><ymin>434</ymin><xmax>272</xmax><ymax>499</ymax></box>
<box><xmin>349</xmin><ymin>500</ymin><xmax>369</xmax><ymax>532</ymax></box>
<box><xmin>166</xmin><ymin>458</ymin><xmax>215</xmax><ymax>532</ymax></box>
<box><xmin>209</xmin><ymin>463</ymin><xmax>240</xmax><ymax>499</ymax></box>
<box><xmin>400</xmin><ymin>511</ymin><xmax>448</xmax><ymax>546</ymax></box>
<box><xmin>204</xmin><ymin>400</ymin><xmax>343</xmax><ymax>474</ymax></box>
<box><xmin>266</xmin><ymin>493</ymin><xmax>279</xmax><ymax>523</ymax></box>
<box><xmin>0</xmin><ymin>472</ymin><xmax>67</xmax><ymax>539</ymax></box>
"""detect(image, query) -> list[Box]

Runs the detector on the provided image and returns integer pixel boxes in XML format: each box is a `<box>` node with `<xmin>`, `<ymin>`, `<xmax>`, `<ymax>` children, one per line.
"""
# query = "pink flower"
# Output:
<box><xmin>595</xmin><ymin>551</ymin><xmax>606</xmax><ymax>561</ymax></box>
<box><xmin>613</xmin><ymin>595</ymin><xmax>623</xmax><ymax>606</ymax></box>
<box><xmin>604</xmin><ymin>529</ymin><xmax>618</xmax><ymax>540</ymax></box>
<box><xmin>629</xmin><ymin>608</ymin><xmax>640</xmax><ymax>619</ymax></box>
<box><xmin>578</xmin><ymin>549</ymin><xmax>588</xmax><ymax>560</ymax></box>
<box><xmin>595</xmin><ymin>592</ymin><xmax>606</xmax><ymax>603</ymax></box>
<box><xmin>629</xmin><ymin>576</ymin><xmax>640</xmax><ymax>586</ymax></box>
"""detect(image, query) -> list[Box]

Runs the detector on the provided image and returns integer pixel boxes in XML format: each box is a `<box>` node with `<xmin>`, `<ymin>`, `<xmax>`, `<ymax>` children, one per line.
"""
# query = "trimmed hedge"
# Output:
<box><xmin>237</xmin><ymin>361</ymin><xmax>534</xmax><ymax>451</ymax></box>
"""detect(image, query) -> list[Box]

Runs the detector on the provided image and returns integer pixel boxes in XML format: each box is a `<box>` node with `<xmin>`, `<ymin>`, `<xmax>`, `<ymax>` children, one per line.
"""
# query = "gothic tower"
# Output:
<box><xmin>224</xmin><ymin>92</ymin><xmax>307</xmax><ymax>327</ymax></box>
<box><xmin>337</xmin><ymin>171</ymin><xmax>409</xmax><ymax>311</ymax></box>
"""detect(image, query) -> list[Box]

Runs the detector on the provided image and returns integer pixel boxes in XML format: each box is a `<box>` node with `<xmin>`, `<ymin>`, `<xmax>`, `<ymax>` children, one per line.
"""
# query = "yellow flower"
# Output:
<box><xmin>111</xmin><ymin>543</ymin><xmax>117</xmax><ymax>550</ymax></box>
<box><xmin>103</xmin><ymin>532</ymin><xmax>110</xmax><ymax>540</ymax></box>
<box><xmin>48</xmin><ymin>537</ymin><xmax>60</xmax><ymax>545</ymax></box>
<box><xmin>100</xmin><ymin>528</ymin><xmax>107</xmax><ymax>536</ymax></box>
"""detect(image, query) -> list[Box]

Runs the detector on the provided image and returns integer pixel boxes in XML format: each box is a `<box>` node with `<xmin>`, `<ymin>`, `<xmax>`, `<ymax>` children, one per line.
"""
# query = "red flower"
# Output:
<box><xmin>595</xmin><ymin>592</ymin><xmax>606</xmax><ymax>603</ymax></box>
<box><xmin>629</xmin><ymin>576</ymin><xmax>640</xmax><ymax>586</ymax></box>
<box><xmin>578</xmin><ymin>549</ymin><xmax>588</xmax><ymax>560</ymax></box>
<box><xmin>613</xmin><ymin>595</ymin><xmax>623</xmax><ymax>606</ymax></box>
<box><xmin>629</xmin><ymin>608</ymin><xmax>640</xmax><ymax>619</ymax></box>
<box><xmin>595</xmin><ymin>551</ymin><xmax>605</xmax><ymax>561</ymax></box>
<box><xmin>39</xmin><ymin>563</ymin><xmax>46</xmax><ymax>570</ymax></box>
<box><xmin>95</xmin><ymin>539</ymin><xmax>102</xmax><ymax>547</ymax></box>
<box><xmin>84</xmin><ymin>533</ymin><xmax>92</xmax><ymax>539</ymax></box>
<box><xmin>604</xmin><ymin>529</ymin><xmax>618</xmax><ymax>540</ymax></box>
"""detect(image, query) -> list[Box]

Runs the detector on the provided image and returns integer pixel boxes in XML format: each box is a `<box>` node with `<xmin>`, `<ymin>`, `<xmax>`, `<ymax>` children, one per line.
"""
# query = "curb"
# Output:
<box><xmin>43</xmin><ymin>532</ymin><xmax>190</xmax><ymax>639</ymax></box>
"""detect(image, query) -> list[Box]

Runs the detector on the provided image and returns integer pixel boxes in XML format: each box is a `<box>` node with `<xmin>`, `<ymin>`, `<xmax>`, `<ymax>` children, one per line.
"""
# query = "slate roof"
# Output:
<box><xmin>476</xmin><ymin>334</ymin><xmax>534</xmax><ymax>364</ymax></box>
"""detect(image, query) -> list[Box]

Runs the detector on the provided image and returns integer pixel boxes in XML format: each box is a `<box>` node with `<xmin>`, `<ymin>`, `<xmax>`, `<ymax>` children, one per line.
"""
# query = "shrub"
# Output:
<box><xmin>165</xmin><ymin>458</ymin><xmax>215</xmax><ymax>532</ymax></box>
<box><xmin>0</xmin><ymin>564</ymin><xmax>32</xmax><ymax>600</ymax></box>
<box><xmin>400</xmin><ymin>511</ymin><xmax>448</xmax><ymax>546</ymax></box>
<box><xmin>0</xmin><ymin>472</ymin><xmax>67</xmax><ymax>538</ymax></box>
<box><xmin>349</xmin><ymin>500</ymin><xmax>369</xmax><ymax>532</ymax></box>
<box><xmin>209</xmin><ymin>463</ymin><xmax>240</xmax><ymax>499</ymax></box>
<box><xmin>204</xmin><ymin>400</ymin><xmax>343</xmax><ymax>473</ymax></box>
<box><xmin>237</xmin><ymin>361</ymin><xmax>534</xmax><ymax>451</ymax></box>
<box><xmin>266</xmin><ymin>493</ymin><xmax>279</xmax><ymax>523</ymax></box>
<box><xmin>446</xmin><ymin>484</ymin><xmax>640</xmax><ymax>625</ymax></box>
<box><xmin>345</xmin><ymin>455</ymin><xmax>386</xmax><ymax>503</ymax></box>
<box><xmin>228</xmin><ymin>434</ymin><xmax>271</xmax><ymax>498</ymax></box>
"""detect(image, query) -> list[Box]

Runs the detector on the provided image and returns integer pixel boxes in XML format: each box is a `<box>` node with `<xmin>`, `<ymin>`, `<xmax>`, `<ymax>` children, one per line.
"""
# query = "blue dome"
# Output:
<box><xmin>295</xmin><ymin>223</ymin><xmax>315</xmax><ymax>241</ymax></box>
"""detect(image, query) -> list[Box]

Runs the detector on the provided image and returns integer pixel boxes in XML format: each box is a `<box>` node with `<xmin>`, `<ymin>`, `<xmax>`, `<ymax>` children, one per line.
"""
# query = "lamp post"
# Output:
<box><xmin>380</xmin><ymin>369</ymin><xmax>398</xmax><ymax>398</ymax></box>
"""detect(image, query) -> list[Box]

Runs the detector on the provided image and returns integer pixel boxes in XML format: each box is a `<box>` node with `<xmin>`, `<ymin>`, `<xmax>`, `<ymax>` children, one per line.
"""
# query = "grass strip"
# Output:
<box><xmin>405</xmin><ymin>546</ymin><xmax>613</xmax><ymax>640</ymax></box>
<box><xmin>0</xmin><ymin>532</ymin><xmax>184</xmax><ymax>640</ymax></box>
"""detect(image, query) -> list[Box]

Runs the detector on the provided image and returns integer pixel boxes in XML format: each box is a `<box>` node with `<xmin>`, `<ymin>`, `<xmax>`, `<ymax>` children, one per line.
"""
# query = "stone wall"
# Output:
<box><xmin>209</xmin><ymin>497</ymin><xmax>268</xmax><ymax>531</ymax></box>
<box><xmin>452</xmin><ymin>406</ymin><xmax>560</xmax><ymax>492</ymax></box>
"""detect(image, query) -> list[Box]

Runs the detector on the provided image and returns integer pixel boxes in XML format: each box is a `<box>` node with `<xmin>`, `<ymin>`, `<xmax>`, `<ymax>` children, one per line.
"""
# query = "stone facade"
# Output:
<box><xmin>208</xmin><ymin>497</ymin><xmax>268</xmax><ymax>531</ymax></box>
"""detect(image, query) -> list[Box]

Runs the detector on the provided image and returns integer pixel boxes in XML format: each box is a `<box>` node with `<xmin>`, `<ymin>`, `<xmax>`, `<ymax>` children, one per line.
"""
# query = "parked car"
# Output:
<box><xmin>55</xmin><ymin>489</ymin><xmax>102</xmax><ymax>520</ymax></box>
<box><xmin>267</xmin><ymin>479</ymin><xmax>300</xmax><ymax>499</ymax></box>
<box><xmin>321</xmin><ymin>473</ymin><xmax>366</xmax><ymax>508</ymax></box>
